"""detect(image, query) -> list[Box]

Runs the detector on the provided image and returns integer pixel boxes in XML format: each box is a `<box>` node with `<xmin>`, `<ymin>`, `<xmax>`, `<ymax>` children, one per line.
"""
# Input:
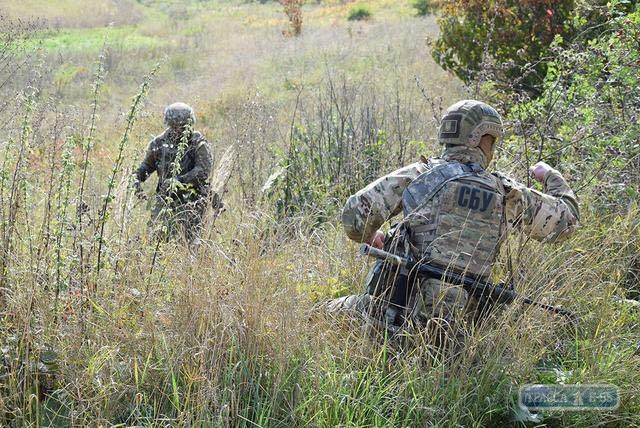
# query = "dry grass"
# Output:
<box><xmin>0</xmin><ymin>0</ymin><xmax>145</xmax><ymax>28</ymax></box>
<box><xmin>0</xmin><ymin>1</ymin><xmax>638</xmax><ymax>426</ymax></box>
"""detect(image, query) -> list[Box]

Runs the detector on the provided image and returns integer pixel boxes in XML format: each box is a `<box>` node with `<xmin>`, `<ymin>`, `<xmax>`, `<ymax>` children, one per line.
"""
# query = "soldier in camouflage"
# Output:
<box><xmin>327</xmin><ymin>99</ymin><xmax>579</xmax><ymax>356</ymax></box>
<box><xmin>133</xmin><ymin>102</ymin><xmax>213</xmax><ymax>244</ymax></box>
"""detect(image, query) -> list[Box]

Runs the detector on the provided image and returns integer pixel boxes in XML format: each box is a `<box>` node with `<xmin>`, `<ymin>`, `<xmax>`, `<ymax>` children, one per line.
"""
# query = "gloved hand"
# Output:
<box><xmin>131</xmin><ymin>178</ymin><xmax>146</xmax><ymax>200</ymax></box>
<box><xmin>366</xmin><ymin>229</ymin><xmax>385</xmax><ymax>249</ymax></box>
<box><xmin>529</xmin><ymin>161</ymin><xmax>552</xmax><ymax>183</ymax></box>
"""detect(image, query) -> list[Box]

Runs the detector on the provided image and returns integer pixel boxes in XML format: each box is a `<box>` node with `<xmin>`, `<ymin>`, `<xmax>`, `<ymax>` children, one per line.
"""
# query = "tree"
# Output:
<box><xmin>432</xmin><ymin>0</ymin><xmax>575</xmax><ymax>98</ymax></box>
<box><xmin>281</xmin><ymin>0</ymin><xmax>303</xmax><ymax>36</ymax></box>
<box><xmin>504</xmin><ymin>2</ymin><xmax>640</xmax><ymax>214</ymax></box>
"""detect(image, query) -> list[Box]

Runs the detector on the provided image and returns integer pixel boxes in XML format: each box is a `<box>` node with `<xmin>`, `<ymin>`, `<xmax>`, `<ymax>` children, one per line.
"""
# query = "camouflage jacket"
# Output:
<box><xmin>134</xmin><ymin>128</ymin><xmax>213</xmax><ymax>198</ymax></box>
<box><xmin>342</xmin><ymin>157</ymin><xmax>580</xmax><ymax>245</ymax></box>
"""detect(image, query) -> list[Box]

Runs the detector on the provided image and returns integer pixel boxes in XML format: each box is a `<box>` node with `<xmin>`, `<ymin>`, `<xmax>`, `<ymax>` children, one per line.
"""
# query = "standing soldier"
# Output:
<box><xmin>327</xmin><ymin>99</ymin><xmax>580</xmax><ymax>357</ymax></box>
<box><xmin>132</xmin><ymin>102</ymin><xmax>213</xmax><ymax>245</ymax></box>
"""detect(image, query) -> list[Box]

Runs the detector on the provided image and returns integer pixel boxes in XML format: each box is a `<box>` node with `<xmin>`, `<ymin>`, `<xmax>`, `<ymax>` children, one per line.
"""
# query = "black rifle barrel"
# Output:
<box><xmin>359</xmin><ymin>244</ymin><xmax>576</xmax><ymax>322</ymax></box>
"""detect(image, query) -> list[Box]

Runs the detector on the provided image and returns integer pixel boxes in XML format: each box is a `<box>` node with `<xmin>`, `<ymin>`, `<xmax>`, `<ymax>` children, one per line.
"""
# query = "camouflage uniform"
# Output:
<box><xmin>134</xmin><ymin>103</ymin><xmax>213</xmax><ymax>243</ymax></box>
<box><xmin>327</xmin><ymin>100</ymin><xmax>580</xmax><ymax>354</ymax></box>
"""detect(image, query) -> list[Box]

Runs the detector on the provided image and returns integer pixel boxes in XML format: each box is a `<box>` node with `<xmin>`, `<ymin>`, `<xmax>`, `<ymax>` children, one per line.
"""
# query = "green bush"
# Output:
<box><xmin>347</xmin><ymin>5</ymin><xmax>372</xmax><ymax>21</ymax></box>
<box><xmin>502</xmin><ymin>4</ymin><xmax>640</xmax><ymax>216</ymax></box>
<box><xmin>262</xmin><ymin>75</ymin><xmax>426</xmax><ymax>225</ymax></box>
<box><xmin>432</xmin><ymin>0</ymin><xmax>575</xmax><ymax>98</ymax></box>
<box><xmin>411</xmin><ymin>0</ymin><xmax>436</xmax><ymax>16</ymax></box>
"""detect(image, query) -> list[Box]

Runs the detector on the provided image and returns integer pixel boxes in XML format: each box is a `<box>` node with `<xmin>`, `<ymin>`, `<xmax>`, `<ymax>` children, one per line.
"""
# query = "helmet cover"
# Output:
<box><xmin>163</xmin><ymin>102</ymin><xmax>195</xmax><ymax>128</ymax></box>
<box><xmin>438</xmin><ymin>100</ymin><xmax>503</xmax><ymax>147</ymax></box>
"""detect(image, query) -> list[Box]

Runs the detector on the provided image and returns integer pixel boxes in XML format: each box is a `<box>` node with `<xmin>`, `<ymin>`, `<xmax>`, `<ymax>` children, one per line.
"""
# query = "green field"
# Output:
<box><xmin>0</xmin><ymin>0</ymin><xmax>638</xmax><ymax>426</ymax></box>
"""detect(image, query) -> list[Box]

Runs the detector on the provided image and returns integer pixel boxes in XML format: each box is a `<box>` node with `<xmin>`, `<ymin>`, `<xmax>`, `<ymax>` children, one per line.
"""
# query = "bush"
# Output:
<box><xmin>432</xmin><ymin>0</ymin><xmax>575</xmax><ymax>98</ymax></box>
<box><xmin>411</xmin><ymin>0</ymin><xmax>436</xmax><ymax>16</ymax></box>
<box><xmin>263</xmin><ymin>74</ymin><xmax>429</xmax><ymax>225</ymax></box>
<box><xmin>501</xmin><ymin>4</ymin><xmax>640</xmax><ymax>216</ymax></box>
<box><xmin>281</xmin><ymin>0</ymin><xmax>303</xmax><ymax>36</ymax></box>
<box><xmin>347</xmin><ymin>5</ymin><xmax>372</xmax><ymax>21</ymax></box>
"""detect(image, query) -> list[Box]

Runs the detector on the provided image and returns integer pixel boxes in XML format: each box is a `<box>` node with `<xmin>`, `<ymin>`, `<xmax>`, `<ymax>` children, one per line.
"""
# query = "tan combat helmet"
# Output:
<box><xmin>438</xmin><ymin>100</ymin><xmax>503</xmax><ymax>147</ymax></box>
<box><xmin>164</xmin><ymin>102</ymin><xmax>196</xmax><ymax>128</ymax></box>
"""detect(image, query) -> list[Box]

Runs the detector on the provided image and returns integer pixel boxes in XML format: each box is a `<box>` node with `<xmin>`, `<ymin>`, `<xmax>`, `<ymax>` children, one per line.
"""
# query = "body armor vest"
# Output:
<box><xmin>402</xmin><ymin>158</ymin><xmax>506</xmax><ymax>279</ymax></box>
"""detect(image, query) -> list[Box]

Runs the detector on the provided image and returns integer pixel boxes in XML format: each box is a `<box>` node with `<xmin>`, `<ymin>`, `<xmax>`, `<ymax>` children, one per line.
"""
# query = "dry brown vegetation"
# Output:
<box><xmin>0</xmin><ymin>1</ymin><xmax>638</xmax><ymax>426</ymax></box>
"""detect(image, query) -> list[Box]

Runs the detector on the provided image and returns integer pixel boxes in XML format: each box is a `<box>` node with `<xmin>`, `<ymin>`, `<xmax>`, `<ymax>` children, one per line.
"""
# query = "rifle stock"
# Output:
<box><xmin>360</xmin><ymin>244</ymin><xmax>576</xmax><ymax>323</ymax></box>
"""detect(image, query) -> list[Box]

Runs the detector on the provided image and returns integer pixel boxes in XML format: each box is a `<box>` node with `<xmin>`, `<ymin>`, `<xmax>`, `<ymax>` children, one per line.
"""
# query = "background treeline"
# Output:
<box><xmin>0</xmin><ymin>0</ymin><xmax>638</xmax><ymax>426</ymax></box>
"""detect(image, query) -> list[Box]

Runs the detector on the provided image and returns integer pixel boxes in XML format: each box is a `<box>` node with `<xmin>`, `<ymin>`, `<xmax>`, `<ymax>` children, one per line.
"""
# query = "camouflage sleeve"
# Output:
<box><xmin>134</xmin><ymin>139</ymin><xmax>158</xmax><ymax>183</ymax></box>
<box><xmin>177</xmin><ymin>136</ymin><xmax>213</xmax><ymax>185</ymax></box>
<box><xmin>342</xmin><ymin>162</ymin><xmax>427</xmax><ymax>243</ymax></box>
<box><xmin>497</xmin><ymin>169</ymin><xmax>580</xmax><ymax>242</ymax></box>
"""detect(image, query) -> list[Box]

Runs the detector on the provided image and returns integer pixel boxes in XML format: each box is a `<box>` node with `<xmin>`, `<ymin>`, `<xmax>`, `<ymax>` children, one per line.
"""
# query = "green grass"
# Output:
<box><xmin>0</xmin><ymin>0</ymin><xmax>638</xmax><ymax>427</ymax></box>
<box><xmin>27</xmin><ymin>26</ymin><xmax>166</xmax><ymax>54</ymax></box>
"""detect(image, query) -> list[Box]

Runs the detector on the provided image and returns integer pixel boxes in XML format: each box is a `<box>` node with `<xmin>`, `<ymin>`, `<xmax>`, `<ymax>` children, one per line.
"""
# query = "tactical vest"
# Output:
<box><xmin>402</xmin><ymin>158</ymin><xmax>506</xmax><ymax>279</ymax></box>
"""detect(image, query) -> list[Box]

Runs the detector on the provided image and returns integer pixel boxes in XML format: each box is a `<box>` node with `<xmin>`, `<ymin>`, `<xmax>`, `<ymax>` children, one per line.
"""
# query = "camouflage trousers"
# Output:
<box><xmin>326</xmin><ymin>278</ymin><xmax>473</xmax><ymax>359</ymax></box>
<box><xmin>150</xmin><ymin>194</ymin><xmax>208</xmax><ymax>244</ymax></box>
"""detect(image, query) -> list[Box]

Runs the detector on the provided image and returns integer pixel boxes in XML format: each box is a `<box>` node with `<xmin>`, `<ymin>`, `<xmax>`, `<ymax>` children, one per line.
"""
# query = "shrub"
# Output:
<box><xmin>263</xmin><ymin>74</ymin><xmax>429</xmax><ymax>225</ymax></box>
<box><xmin>411</xmin><ymin>0</ymin><xmax>437</xmax><ymax>16</ymax></box>
<box><xmin>432</xmin><ymin>0</ymin><xmax>575</xmax><ymax>98</ymax></box>
<box><xmin>502</xmin><ymin>4</ymin><xmax>640</xmax><ymax>216</ymax></box>
<box><xmin>281</xmin><ymin>0</ymin><xmax>303</xmax><ymax>36</ymax></box>
<box><xmin>347</xmin><ymin>5</ymin><xmax>372</xmax><ymax>21</ymax></box>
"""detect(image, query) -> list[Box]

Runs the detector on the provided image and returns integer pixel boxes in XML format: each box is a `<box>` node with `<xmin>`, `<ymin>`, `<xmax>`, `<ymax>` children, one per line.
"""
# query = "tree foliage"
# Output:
<box><xmin>503</xmin><ymin>1</ymin><xmax>640</xmax><ymax>214</ymax></box>
<box><xmin>432</xmin><ymin>0</ymin><xmax>575</xmax><ymax>98</ymax></box>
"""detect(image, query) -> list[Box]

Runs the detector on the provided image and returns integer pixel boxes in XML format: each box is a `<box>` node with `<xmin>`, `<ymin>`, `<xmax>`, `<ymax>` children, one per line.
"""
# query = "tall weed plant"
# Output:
<box><xmin>0</xmin><ymin>1</ymin><xmax>639</xmax><ymax>427</ymax></box>
<box><xmin>264</xmin><ymin>72</ymin><xmax>436</xmax><ymax>227</ymax></box>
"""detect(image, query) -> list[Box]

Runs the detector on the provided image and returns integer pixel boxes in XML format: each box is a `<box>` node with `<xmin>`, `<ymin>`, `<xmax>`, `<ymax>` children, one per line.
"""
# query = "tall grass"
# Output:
<box><xmin>0</xmin><ymin>1</ymin><xmax>638</xmax><ymax>427</ymax></box>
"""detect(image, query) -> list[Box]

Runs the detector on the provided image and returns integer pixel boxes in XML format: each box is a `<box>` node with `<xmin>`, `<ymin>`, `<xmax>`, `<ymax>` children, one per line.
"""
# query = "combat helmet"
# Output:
<box><xmin>438</xmin><ymin>100</ymin><xmax>503</xmax><ymax>147</ymax></box>
<box><xmin>163</xmin><ymin>102</ymin><xmax>195</xmax><ymax>128</ymax></box>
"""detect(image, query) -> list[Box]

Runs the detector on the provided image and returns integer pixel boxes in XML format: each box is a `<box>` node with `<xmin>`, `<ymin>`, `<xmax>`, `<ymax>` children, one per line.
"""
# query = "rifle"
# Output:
<box><xmin>360</xmin><ymin>243</ymin><xmax>576</xmax><ymax>323</ymax></box>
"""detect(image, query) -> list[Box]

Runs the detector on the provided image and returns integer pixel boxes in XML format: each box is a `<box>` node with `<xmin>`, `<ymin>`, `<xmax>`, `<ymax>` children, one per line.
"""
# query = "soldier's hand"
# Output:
<box><xmin>366</xmin><ymin>230</ymin><xmax>385</xmax><ymax>249</ymax></box>
<box><xmin>529</xmin><ymin>161</ymin><xmax>552</xmax><ymax>183</ymax></box>
<box><xmin>131</xmin><ymin>179</ymin><xmax>147</xmax><ymax>200</ymax></box>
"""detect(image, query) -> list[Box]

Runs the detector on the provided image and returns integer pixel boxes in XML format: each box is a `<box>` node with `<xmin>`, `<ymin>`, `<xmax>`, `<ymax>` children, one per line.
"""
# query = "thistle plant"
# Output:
<box><xmin>74</xmin><ymin>48</ymin><xmax>106</xmax><ymax>300</ymax></box>
<box><xmin>0</xmin><ymin>89</ymin><xmax>35</xmax><ymax>304</ymax></box>
<box><xmin>95</xmin><ymin>64</ymin><xmax>158</xmax><ymax>283</ymax></box>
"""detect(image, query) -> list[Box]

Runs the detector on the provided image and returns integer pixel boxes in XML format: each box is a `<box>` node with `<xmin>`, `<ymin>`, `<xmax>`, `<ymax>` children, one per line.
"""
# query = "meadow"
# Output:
<box><xmin>0</xmin><ymin>0</ymin><xmax>639</xmax><ymax>426</ymax></box>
